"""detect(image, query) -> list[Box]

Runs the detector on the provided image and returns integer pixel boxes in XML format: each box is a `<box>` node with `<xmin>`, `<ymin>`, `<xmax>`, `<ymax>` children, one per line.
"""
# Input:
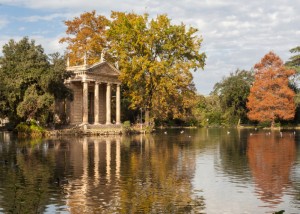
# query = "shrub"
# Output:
<box><xmin>16</xmin><ymin>120</ymin><xmax>45</xmax><ymax>137</ymax></box>
<box><xmin>122</xmin><ymin>121</ymin><xmax>132</xmax><ymax>133</ymax></box>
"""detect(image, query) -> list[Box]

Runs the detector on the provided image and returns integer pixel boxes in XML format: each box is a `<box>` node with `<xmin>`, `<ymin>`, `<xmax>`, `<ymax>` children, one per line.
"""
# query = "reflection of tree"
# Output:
<box><xmin>116</xmin><ymin>134</ymin><xmax>204</xmax><ymax>213</ymax></box>
<box><xmin>247</xmin><ymin>133</ymin><xmax>296</xmax><ymax>205</ymax></box>
<box><xmin>0</xmin><ymin>138</ymin><xmax>56</xmax><ymax>213</ymax></box>
<box><xmin>1</xmin><ymin>134</ymin><xmax>204</xmax><ymax>213</ymax></box>
<box><xmin>291</xmin><ymin>142</ymin><xmax>300</xmax><ymax>203</ymax></box>
<box><xmin>218</xmin><ymin>129</ymin><xmax>251</xmax><ymax>182</ymax></box>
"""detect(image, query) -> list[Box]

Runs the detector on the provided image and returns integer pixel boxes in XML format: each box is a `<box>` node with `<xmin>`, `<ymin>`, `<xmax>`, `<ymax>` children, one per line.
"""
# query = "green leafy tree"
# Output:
<box><xmin>108</xmin><ymin>12</ymin><xmax>206</xmax><ymax>124</ymax></box>
<box><xmin>285</xmin><ymin>46</ymin><xmax>300</xmax><ymax>122</ymax></box>
<box><xmin>193</xmin><ymin>94</ymin><xmax>224</xmax><ymax>127</ymax></box>
<box><xmin>213</xmin><ymin>69</ymin><xmax>254</xmax><ymax>125</ymax></box>
<box><xmin>285</xmin><ymin>46</ymin><xmax>300</xmax><ymax>73</ymax></box>
<box><xmin>0</xmin><ymin>37</ymin><xmax>71</xmax><ymax>126</ymax></box>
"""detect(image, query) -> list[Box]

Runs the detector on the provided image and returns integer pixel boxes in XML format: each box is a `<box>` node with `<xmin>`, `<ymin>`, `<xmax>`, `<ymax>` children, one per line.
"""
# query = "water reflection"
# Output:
<box><xmin>219</xmin><ymin>129</ymin><xmax>251</xmax><ymax>182</ymax></box>
<box><xmin>1</xmin><ymin>129</ymin><xmax>300</xmax><ymax>213</ymax></box>
<box><xmin>247</xmin><ymin>132</ymin><xmax>296</xmax><ymax>207</ymax></box>
<box><xmin>193</xmin><ymin>128</ymin><xmax>300</xmax><ymax>213</ymax></box>
<box><xmin>0</xmin><ymin>133</ymin><xmax>204</xmax><ymax>213</ymax></box>
<box><xmin>0</xmin><ymin>135</ymin><xmax>58</xmax><ymax>213</ymax></box>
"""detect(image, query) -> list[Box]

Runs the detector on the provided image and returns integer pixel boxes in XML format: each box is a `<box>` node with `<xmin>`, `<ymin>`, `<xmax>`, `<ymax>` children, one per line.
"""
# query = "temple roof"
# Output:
<box><xmin>66</xmin><ymin>61</ymin><xmax>121</xmax><ymax>84</ymax></box>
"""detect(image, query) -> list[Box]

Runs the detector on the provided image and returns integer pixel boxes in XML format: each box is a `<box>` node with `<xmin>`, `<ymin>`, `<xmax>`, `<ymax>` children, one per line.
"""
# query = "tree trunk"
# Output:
<box><xmin>145</xmin><ymin>109</ymin><xmax>150</xmax><ymax>126</ymax></box>
<box><xmin>237</xmin><ymin>118</ymin><xmax>241</xmax><ymax>127</ymax></box>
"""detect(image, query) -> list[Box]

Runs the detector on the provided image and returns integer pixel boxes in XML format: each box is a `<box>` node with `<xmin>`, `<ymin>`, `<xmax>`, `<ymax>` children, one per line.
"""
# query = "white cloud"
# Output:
<box><xmin>30</xmin><ymin>34</ymin><xmax>67</xmax><ymax>54</ymax></box>
<box><xmin>21</xmin><ymin>13</ymin><xmax>73</xmax><ymax>22</ymax></box>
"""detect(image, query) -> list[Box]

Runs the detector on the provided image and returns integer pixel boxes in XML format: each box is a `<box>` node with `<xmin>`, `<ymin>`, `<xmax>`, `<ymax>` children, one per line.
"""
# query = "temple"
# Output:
<box><xmin>62</xmin><ymin>59</ymin><xmax>121</xmax><ymax>126</ymax></box>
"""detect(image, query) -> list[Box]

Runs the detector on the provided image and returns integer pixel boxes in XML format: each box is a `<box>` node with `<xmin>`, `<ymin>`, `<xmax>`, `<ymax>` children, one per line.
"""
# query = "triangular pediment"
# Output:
<box><xmin>87</xmin><ymin>61</ymin><xmax>120</xmax><ymax>77</ymax></box>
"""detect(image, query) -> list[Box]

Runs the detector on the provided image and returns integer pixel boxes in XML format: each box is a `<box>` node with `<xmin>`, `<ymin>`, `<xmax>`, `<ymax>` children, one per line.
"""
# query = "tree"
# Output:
<box><xmin>60</xmin><ymin>11</ymin><xmax>206</xmax><ymax>124</ymax></box>
<box><xmin>213</xmin><ymin>69</ymin><xmax>254</xmax><ymax>125</ymax></box>
<box><xmin>247</xmin><ymin>51</ymin><xmax>296</xmax><ymax>127</ymax></box>
<box><xmin>285</xmin><ymin>46</ymin><xmax>300</xmax><ymax>122</ymax></box>
<box><xmin>285</xmin><ymin>46</ymin><xmax>300</xmax><ymax>73</ymax></box>
<box><xmin>192</xmin><ymin>94</ymin><xmax>224</xmax><ymax>127</ymax></box>
<box><xmin>59</xmin><ymin>11</ymin><xmax>109</xmax><ymax>66</ymax></box>
<box><xmin>108</xmin><ymin>12</ymin><xmax>206</xmax><ymax>124</ymax></box>
<box><xmin>0</xmin><ymin>37</ymin><xmax>71</xmax><ymax>126</ymax></box>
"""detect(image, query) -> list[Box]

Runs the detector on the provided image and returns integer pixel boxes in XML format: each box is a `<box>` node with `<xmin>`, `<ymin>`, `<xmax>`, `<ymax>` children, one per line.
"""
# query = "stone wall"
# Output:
<box><xmin>70</xmin><ymin>82</ymin><xmax>83</xmax><ymax>124</ymax></box>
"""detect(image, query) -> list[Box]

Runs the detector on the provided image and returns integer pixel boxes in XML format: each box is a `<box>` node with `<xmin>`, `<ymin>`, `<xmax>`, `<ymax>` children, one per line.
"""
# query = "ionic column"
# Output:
<box><xmin>94</xmin><ymin>82</ymin><xmax>100</xmax><ymax>124</ymax></box>
<box><xmin>82</xmin><ymin>80</ymin><xmax>89</xmax><ymax>124</ymax></box>
<box><xmin>106</xmin><ymin>83</ymin><xmax>111</xmax><ymax>125</ymax></box>
<box><xmin>116</xmin><ymin>84</ymin><xmax>121</xmax><ymax>125</ymax></box>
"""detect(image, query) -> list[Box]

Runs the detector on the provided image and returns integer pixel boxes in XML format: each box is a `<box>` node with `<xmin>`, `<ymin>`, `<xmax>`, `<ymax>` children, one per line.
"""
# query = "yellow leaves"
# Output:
<box><xmin>61</xmin><ymin>11</ymin><xmax>205</xmax><ymax>120</ymax></box>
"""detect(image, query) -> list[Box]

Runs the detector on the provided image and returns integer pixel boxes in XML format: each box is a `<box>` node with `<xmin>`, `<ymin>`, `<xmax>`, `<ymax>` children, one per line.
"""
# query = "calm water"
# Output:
<box><xmin>0</xmin><ymin>128</ymin><xmax>300</xmax><ymax>213</ymax></box>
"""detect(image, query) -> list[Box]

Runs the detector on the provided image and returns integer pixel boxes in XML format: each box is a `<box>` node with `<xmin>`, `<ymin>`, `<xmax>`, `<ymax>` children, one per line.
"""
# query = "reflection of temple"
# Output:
<box><xmin>55</xmin><ymin>137</ymin><xmax>121</xmax><ymax>213</ymax></box>
<box><xmin>59</xmin><ymin>58</ymin><xmax>121</xmax><ymax>125</ymax></box>
<box><xmin>0</xmin><ymin>134</ymin><xmax>203</xmax><ymax>213</ymax></box>
<box><xmin>247</xmin><ymin>133</ymin><xmax>296</xmax><ymax>205</ymax></box>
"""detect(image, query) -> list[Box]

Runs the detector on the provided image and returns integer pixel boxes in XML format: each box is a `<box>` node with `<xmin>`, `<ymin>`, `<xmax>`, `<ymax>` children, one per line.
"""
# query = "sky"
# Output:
<box><xmin>0</xmin><ymin>0</ymin><xmax>299</xmax><ymax>95</ymax></box>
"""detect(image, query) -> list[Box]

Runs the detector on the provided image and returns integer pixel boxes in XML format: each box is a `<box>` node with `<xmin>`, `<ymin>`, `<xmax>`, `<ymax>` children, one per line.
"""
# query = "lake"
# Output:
<box><xmin>0</xmin><ymin>128</ymin><xmax>299</xmax><ymax>213</ymax></box>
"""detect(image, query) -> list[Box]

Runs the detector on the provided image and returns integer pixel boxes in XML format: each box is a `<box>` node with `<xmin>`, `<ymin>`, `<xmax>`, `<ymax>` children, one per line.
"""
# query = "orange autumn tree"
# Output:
<box><xmin>247</xmin><ymin>51</ymin><xmax>296</xmax><ymax>127</ymax></box>
<box><xmin>60</xmin><ymin>11</ymin><xmax>109</xmax><ymax>66</ymax></box>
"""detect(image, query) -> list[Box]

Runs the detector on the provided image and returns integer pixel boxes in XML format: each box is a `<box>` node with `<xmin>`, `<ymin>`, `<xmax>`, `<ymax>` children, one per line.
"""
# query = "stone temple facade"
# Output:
<box><xmin>62</xmin><ymin>60</ymin><xmax>121</xmax><ymax>126</ymax></box>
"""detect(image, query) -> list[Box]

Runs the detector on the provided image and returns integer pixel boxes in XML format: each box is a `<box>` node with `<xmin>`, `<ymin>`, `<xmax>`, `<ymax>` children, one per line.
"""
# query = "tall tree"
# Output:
<box><xmin>60</xmin><ymin>11</ymin><xmax>109</xmax><ymax>66</ymax></box>
<box><xmin>247</xmin><ymin>51</ymin><xmax>296</xmax><ymax>127</ymax></box>
<box><xmin>107</xmin><ymin>12</ymin><xmax>206</xmax><ymax>123</ymax></box>
<box><xmin>213</xmin><ymin>69</ymin><xmax>254</xmax><ymax>125</ymax></box>
<box><xmin>285</xmin><ymin>46</ymin><xmax>300</xmax><ymax>122</ymax></box>
<box><xmin>0</xmin><ymin>37</ymin><xmax>71</xmax><ymax>126</ymax></box>
<box><xmin>285</xmin><ymin>46</ymin><xmax>300</xmax><ymax>73</ymax></box>
<box><xmin>193</xmin><ymin>94</ymin><xmax>224</xmax><ymax>127</ymax></box>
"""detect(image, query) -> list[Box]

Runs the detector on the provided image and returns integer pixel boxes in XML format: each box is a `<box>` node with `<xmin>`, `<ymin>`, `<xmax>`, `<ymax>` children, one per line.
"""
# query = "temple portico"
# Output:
<box><xmin>63</xmin><ymin>61</ymin><xmax>121</xmax><ymax>126</ymax></box>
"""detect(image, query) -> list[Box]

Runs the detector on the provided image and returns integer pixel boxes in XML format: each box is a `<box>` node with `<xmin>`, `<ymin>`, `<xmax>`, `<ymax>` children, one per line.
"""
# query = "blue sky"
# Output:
<box><xmin>0</xmin><ymin>0</ymin><xmax>299</xmax><ymax>95</ymax></box>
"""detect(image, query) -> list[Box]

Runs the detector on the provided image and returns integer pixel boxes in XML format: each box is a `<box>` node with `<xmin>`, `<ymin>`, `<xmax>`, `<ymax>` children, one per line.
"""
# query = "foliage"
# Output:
<box><xmin>107</xmin><ymin>12</ymin><xmax>206</xmax><ymax>123</ymax></box>
<box><xmin>285</xmin><ymin>46</ymin><xmax>300</xmax><ymax>123</ymax></box>
<box><xmin>59</xmin><ymin>10</ymin><xmax>109</xmax><ymax>66</ymax></box>
<box><xmin>213</xmin><ymin>69</ymin><xmax>254</xmax><ymax>125</ymax></box>
<box><xmin>16</xmin><ymin>85</ymin><xmax>54</xmax><ymax>123</ymax></box>
<box><xmin>247</xmin><ymin>51</ymin><xmax>296</xmax><ymax>126</ymax></box>
<box><xmin>122</xmin><ymin>120</ymin><xmax>132</xmax><ymax>133</ymax></box>
<box><xmin>285</xmin><ymin>46</ymin><xmax>300</xmax><ymax>73</ymax></box>
<box><xmin>193</xmin><ymin>94</ymin><xmax>224</xmax><ymax>127</ymax></box>
<box><xmin>0</xmin><ymin>37</ymin><xmax>72</xmax><ymax>127</ymax></box>
<box><xmin>16</xmin><ymin>120</ymin><xmax>45</xmax><ymax>136</ymax></box>
<box><xmin>44</xmin><ymin>52</ymin><xmax>73</xmax><ymax>101</ymax></box>
<box><xmin>60</xmin><ymin>11</ymin><xmax>205</xmax><ymax>124</ymax></box>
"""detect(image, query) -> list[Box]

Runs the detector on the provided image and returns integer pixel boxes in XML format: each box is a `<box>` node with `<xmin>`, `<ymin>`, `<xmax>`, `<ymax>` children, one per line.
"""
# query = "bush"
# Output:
<box><xmin>16</xmin><ymin>120</ymin><xmax>45</xmax><ymax>137</ymax></box>
<box><xmin>122</xmin><ymin>121</ymin><xmax>132</xmax><ymax>134</ymax></box>
<box><xmin>258</xmin><ymin>121</ymin><xmax>271</xmax><ymax>128</ymax></box>
<box><xmin>16</xmin><ymin>122</ymin><xmax>31</xmax><ymax>133</ymax></box>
